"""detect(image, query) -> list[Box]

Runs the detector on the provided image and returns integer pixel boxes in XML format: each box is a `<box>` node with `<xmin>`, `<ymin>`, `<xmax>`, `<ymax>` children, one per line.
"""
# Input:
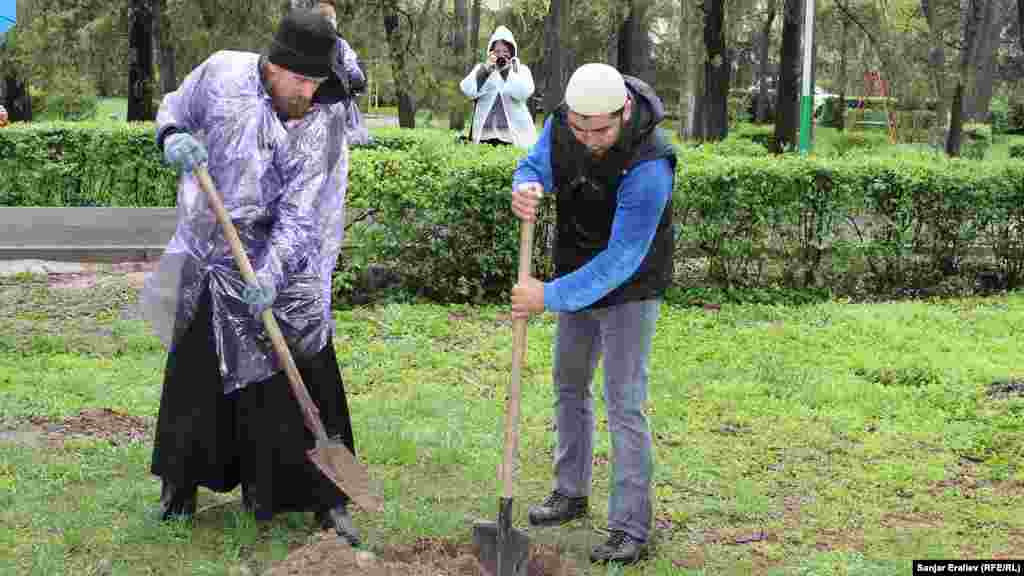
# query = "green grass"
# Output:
<box><xmin>2</xmin><ymin>275</ymin><xmax>1023</xmax><ymax>574</ymax></box>
<box><xmin>94</xmin><ymin>98</ymin><xmax>128</xmax><ymax>122</ymax></box>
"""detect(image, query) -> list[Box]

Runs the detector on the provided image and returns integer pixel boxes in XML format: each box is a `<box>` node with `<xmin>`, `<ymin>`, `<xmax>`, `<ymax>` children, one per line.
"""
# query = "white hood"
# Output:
<box><xmin>487</xmin><ymin>26</ymin><xmax>518</xmax><ymax>58</ymax></box>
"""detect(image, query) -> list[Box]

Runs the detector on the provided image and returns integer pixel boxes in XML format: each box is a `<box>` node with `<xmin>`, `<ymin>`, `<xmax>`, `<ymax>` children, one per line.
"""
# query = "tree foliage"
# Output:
<box><xmin>0</xmin><ymin>0</ymin><xmax>1019</xmax><ymax>158</ymax></box>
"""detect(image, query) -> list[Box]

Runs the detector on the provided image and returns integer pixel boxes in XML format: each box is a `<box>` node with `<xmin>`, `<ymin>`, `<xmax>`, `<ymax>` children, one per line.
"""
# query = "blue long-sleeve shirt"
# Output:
<box><xmin>513</xmin><ymin>118</ymin><xmax>674</xmax><ymax>312</ymax></box>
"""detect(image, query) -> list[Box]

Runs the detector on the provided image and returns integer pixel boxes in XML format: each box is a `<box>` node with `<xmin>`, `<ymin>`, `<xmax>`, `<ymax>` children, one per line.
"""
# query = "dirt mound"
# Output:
<box><xmin>29</xmin><ymin>408</ymin><xmax>152</xmax><ymax>446</ymax></box>
<box><xmin>266</xmin><ymin>534</ymin><xmax>582</xmax><ymax>576</ymax></box>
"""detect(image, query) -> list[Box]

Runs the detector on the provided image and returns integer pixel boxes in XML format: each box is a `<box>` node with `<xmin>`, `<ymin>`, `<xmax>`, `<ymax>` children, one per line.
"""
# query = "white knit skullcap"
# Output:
<box><xmin>564</xmin><ymin>63</ymin><xmax>627</xmax><ymax>116</ymax></box>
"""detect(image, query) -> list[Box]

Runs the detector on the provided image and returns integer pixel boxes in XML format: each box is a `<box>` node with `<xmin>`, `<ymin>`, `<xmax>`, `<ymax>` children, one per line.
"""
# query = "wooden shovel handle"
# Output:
<box><xmin>194</xmin><ymin>166</ymin><xmax>328</xmax><ymax>443</ymax></box>
<box><xmin>501</xmin><ymin>218</ymin><xmax>534</xmax><ymax>498</ymax></box>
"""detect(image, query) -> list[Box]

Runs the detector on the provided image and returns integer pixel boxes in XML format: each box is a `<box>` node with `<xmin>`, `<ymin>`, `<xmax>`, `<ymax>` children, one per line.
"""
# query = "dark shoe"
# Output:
<box><xmin>527</xmin><ymin>491</ymin><xmax>588</xmax><ymax>527</ymax></box>
<box><xmin>158</xmin><ymin>479</ymin><xmax>196</xmax><ymax>521</ymax></box>
<box><xmin>316</xmin><ymin>504</ymin><xmax>361</xmax><ymax>548</ymax></box>
<box><xmin>589</xmin><ymin>530</ymin><xmax>648</xmax><ymax>565</ymax></box>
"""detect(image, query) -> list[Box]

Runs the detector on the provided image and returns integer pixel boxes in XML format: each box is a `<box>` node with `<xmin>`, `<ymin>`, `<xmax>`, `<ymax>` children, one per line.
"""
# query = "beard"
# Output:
<box><xmin>278</xmin><ymin>94</ymin><xmax>312</xmax><ymax>120</ymax></box>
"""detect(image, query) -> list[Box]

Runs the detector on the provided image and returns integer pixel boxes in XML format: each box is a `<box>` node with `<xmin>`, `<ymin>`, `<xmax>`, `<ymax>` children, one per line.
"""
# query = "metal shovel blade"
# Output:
<box><xmin>308</xmin><ymin>441</ymin><xmax>384</xmax><ymax>513</ymax></box>
<box><xmin>473</xmin><ymin>498</ymin><xmax>530</xmax><ymax>576</ymax></box>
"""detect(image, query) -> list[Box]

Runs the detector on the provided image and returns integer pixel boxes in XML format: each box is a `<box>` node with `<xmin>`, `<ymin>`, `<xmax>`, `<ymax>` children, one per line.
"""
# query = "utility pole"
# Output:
<box><xmin>798</xmin><ymin>0</ymin><xmax>814</xmax><ymax>154</ymax></box>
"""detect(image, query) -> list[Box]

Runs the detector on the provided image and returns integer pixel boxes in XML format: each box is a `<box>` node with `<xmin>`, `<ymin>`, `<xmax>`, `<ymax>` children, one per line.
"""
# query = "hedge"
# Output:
<box><xmin>674</xmin><ymin>147</ymin><xmax>1024</xmax><ymax>296</ymax></box>
<box><xmin>3</xmin><ymin>122</ymin><xmax>1024</xmax><ymax>303</ymax></box>
<box><xmin>344</xmin><ymin>131</ymin><xmax>555</xmax><ymax>303</ymax></box>
<box><xmin>0</xmin><ymin>121</ymin><xmax>177</xmax><ymax>207</ymax></box>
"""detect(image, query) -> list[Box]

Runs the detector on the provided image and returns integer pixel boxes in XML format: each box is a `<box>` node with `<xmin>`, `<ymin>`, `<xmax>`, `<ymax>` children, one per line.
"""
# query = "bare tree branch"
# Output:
<box><xmin>832</xmin><ymin>0</ymin><xmax>881</xmax><ymax>49</ymax></box>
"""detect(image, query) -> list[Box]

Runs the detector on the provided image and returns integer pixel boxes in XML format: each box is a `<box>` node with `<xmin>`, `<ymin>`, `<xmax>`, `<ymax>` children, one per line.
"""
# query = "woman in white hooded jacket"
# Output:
<box><xmin>460</xmin><ymin>26</ymin><xmax>538</xmax><ymax>149</ymax></box>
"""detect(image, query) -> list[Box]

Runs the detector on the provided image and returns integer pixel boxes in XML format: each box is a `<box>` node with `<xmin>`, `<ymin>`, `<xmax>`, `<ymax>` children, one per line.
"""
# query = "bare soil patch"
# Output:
<box><xmin>265</xmin><ymin>534</ymin><xmax>583</xmax><ymax>576</ymax></box>
<box><xmin>1</xmin><ymin>408</ymin><xmax>152</xmax><ymax>447</ymax></box>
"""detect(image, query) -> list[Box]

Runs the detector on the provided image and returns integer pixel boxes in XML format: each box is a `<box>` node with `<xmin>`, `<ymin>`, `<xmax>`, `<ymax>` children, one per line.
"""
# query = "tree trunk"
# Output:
<box><xmin>607</xmin><ymin>3</ymin><xmax>624</xmax><ymax>67</ymax></box>
<box><xmin>618</xmin><ymin>0</ymin><xmax>653</xmax><ymax>84</ymax></box>
<box><xmin>921</xmin><ymin>0</ymin><xmax>948</xmax><ymax>144</ymax></box>
<box><xmin>947</xmin><ymin>82</ymin><xmax>964</xmax><ymax>156</ymax></box>
<box><xmin>971</xmin><ymin>51</ymin><xmax>996</xmax><ymax>122</ymax></box>
<box><xmin>964</xmin><ymin>0</ymin><xmax>997</xmax><ymax>121</ymax></box>
<box><xmin>449</xmin><ymin>0</ymin><xmax>468</xmax><ymax>132</ymax></box>
<box><xmin>687</xmin><ymin>1</ymin><xmax>708</xmax><ymax>140</ymax></box>
<box><xmin>837</xmin><ymin>14</ymin><xmax>848</xmax><ymax>132</ymax></box>
<box><xmin>4</xmin><ymin>75</ymin><xmax>32</xmax><ymax>122</ymax></box>
<box><xmin>678</xmin><ymin>0</ymin><xmax>693</xmax><ymax>139</ymax></box>
<box><xmin>948</xmin><ymin>0</ymin><xmax>987</xmax><ymax>155</ymax></box>
<box><xmin>383</xmin><ymin>4</ymin><xmax>416</xmax><ymax>128</ymax></box>
<box><xmin>470</xmin><ymin>0</ymin><xmax>482</xmax><ymax>63</ymax></box>
<box><xmin>774</xmin><ymin>0</ymin><xmax>801</xmax><ymax>152</ymax></box>
<box><xmin>128</xmin><ymin>0</ymin><xmax>156</xmax><ymax>121</ymax></box>
<box><xmin>755</xmin><ymin>0</ymin><xmax>776</xmax><ymax>124</ymax></box>
<box><xmin>703</xmin><ymin>0</ymin><xmax>729</xmax><ymax>140</ymax></box>
<box><xmin>542</xmin><ymin>0</ymin><xmax>570</xmax><ymax>117</ymax></box>
<box><xmin>153</xmin><ymin>0</ymin><xmax>177</xmax><ymax>95</ymax></box>
<box><xmin>809</xmin><ymin>19</ymin><xmax>818</xmax><ymax>142</ymax></box>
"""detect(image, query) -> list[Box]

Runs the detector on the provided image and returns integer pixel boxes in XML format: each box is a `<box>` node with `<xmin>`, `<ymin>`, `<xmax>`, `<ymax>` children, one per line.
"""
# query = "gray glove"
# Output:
<box><xmin>164</xmin><ymin>132</ymin><xmax>208</xmax><ymax>174</ymax></box>
<box><xmin>242</xmin><ymin>279</ymin><xmax>277</xmax><ymax>317</ymax></box>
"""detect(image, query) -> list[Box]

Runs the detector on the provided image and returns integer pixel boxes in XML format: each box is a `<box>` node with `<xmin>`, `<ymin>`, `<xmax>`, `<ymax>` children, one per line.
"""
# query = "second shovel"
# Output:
<box><xmin>472</xmin><ymin>216</ymin><xmax>535</xmax><ymax>576</ymax></box>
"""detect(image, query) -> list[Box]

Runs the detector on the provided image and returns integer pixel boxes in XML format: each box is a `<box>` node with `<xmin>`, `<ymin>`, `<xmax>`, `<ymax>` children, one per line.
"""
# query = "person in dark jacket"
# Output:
<box><xmin>509</xmin><ymin>62</ymin><xmax>676</xmax><ymax>566</ymax></box>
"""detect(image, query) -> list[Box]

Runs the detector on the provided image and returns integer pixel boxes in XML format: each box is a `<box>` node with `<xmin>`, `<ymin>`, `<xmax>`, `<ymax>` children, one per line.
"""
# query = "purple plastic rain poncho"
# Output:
<box><xmin>141</xmin><ymin>50</ymin><xmax>350</xmax><ymax>393</ymax></box>
<box><xmin>335</xmin><ymin>36</ymin><xmax>370</xmax><ymax>146</ymax></box>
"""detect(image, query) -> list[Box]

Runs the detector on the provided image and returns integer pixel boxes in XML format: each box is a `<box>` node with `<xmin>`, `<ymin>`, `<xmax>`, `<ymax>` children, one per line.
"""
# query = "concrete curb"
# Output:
<box><xmin>0</xmin><ymin>258</ymin><xmax>160</xmax><ymax>277</ymax></box>
<box><xmin>0</xmin><ymin>246</ymin><xmax>165</xmax><ymax>263</ymax></box>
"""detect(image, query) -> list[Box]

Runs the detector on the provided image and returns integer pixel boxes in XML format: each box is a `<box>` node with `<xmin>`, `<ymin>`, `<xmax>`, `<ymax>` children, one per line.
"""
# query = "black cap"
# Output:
<box><xmin>266</xmin><ymin>9</ymin><xmax>337</xmax><ymax>79</ymax></box>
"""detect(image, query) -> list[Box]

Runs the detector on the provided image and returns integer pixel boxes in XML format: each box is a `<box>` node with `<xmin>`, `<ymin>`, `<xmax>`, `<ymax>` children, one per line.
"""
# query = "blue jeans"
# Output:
<box><xmin>551</xmin><ymin>299</ymin><xmax>661</xmax><ymax>542</ymax></box>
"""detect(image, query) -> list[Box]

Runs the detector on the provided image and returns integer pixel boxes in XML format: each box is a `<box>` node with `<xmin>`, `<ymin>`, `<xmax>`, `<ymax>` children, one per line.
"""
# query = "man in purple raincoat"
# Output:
<box><xmin>142</xmin><ymin>8</ymin><xmax>362</xmax><ymax>546</ymax></box>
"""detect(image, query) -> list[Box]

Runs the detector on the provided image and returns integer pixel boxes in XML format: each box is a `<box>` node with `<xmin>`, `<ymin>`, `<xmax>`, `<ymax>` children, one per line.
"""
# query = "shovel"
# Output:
<box><xmin>194</xmin><ymin>165</ymin><xmax>383</xmax><ymax>514</ymax></box>
<box><xmin>473</xmin><ymin>216</ymin><xmax>535</xmax><ymax>576</ymax></box>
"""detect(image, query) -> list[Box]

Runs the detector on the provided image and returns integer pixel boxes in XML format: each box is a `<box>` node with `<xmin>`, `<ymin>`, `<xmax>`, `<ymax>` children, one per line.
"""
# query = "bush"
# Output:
<box><xmin>0</xmin><ymin>122</ymin><xmax>175</xmax><ymax>206</ymax></box>
<box><xmin>345</xmin><ymin>139</ymin><xmax>555</xmax><ymax>304</ymax></box>
<box><xmin>30</xmin><ymin>75</ymin><xmax>100</xmax><ymax>121</ymax></box>
<box><xmin>991</xmin><ymin>98</ymin><xmax>1010</xmax><ymax>135</ymax></box>
<box><xmin>819</xmin><ymin>97</ymin><xmax>845</xmax><ymax>129</ymax></box>
<box><xmin>1009</xmin><ymin>101</ymin><xmax>1024</xmax><ymax>135</ymax></box>
<box><xmin>731</xmin><ymin>123</ymin><xmax>776</xmax><ymax>150</ymax></box>
<box><xmin>959</xmin><ymin>127</ymin><xmax>990</xmax><ymax>160</ymax></box>
<box><xmin>1009</xmin><ymin>143</ymin><xmax>1024</xmax><ymax>160</ymax></box>
<box><xmin>961</xmin><ymin>139</ymin><xmax>989</xmax><ymax>160</ymax></box>
<box><xmin>673</xmin><ymin>147</ymin><xmax>1024</xmax><ymax>295</ymax></box>
<box><xmin>892</xmin><ymin>110</ymin><xmax>937</xmax><ymax>143</ymax></box>
<box><xmin>5</xmin><ymin>123</ymin><xmax>1024</xmax><ymax>303</ymax></box>
<box><xmin>354</xmin><ymin>126</ymin><xmax>462</xmax><ymax>151</ymax></box>
<box><xmin>830</xmin><ymin>131</ymin><xmax>889</xmax><ymax>156</ymax></box>
<box><xmin>698</xmin><ymin>136</ymin><xmax>770</xmax><ymax>157</ymax></box>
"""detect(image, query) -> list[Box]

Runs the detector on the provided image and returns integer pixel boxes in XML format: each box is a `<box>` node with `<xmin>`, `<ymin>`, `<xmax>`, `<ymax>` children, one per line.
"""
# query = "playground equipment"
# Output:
<box><xmin>856</xmin><ymin>70</ymin><xmax>898</xmax><ymax>143</ymax></box>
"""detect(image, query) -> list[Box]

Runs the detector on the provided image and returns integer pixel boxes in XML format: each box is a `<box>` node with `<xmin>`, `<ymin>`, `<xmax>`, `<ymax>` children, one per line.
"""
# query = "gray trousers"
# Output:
<box><xmin>551</xmin><ymin>298</ymin><xmax>661</xmax><ymax>542</ymax></box>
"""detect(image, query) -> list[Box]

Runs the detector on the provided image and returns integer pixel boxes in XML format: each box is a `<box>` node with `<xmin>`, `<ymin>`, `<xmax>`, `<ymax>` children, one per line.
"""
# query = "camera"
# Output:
<box><xmin>496</xmin><ymin>56</ymin><xmax>508</xmax><ymax>68</ymax></box>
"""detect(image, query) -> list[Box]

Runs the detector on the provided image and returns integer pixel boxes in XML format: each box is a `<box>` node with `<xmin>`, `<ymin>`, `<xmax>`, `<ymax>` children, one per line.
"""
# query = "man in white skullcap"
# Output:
<box><xmin>508</xmin><ymin>62</ymin><xmax>676</xmax><ymax>566</ymax></box>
